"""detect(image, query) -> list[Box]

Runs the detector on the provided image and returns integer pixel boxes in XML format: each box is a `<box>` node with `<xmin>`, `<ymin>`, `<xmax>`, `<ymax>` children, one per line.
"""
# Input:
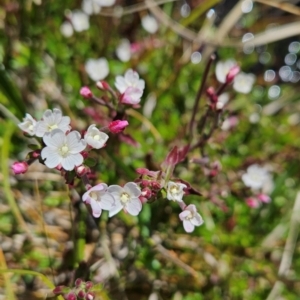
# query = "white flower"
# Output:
<box><xmin>41</xmin><ymin>129</ymin><xmax>86</xmax><ymax>171</ymax></box>
<box><xmin>115</xmin><ymin>69</ymin><xmax>145</xmax><ymax>94</ymax></box>
<box><xmin>179</xmin><ymin>204</ymin><xmax>204</xmax><ymax>233</ymax></box>
<box><xmin>233</xmin><ymin>72</ymin><xmax>256</xmax><ymax>94</ymax></box>
<box><xmin>242</xmin><ymin>164</ymin><xmax>273</xmax><ymax>191</ymax></box>
<box><xmin>141</xmin><ymin>15</ymin><xmax>159</xmax><ymax>34</ymax></box>
<box><xmin>82</xmin><ymin>183</ymin><xmax>115</xmax><ymax>218</ymax></box>
<box><xmin>84</xmin><ymin>124</ymin><xmax>109</xmax><ymax>149</ymax></box>
<box><xmin>107</xmin><ymin>182</ymin><xmax>142</xmax><ymax>217</ymax></box>
<box><xmin>70</xmin><ymin>10</ymin><xmax>90</xmax><ymax>32</ymax></box>
<box><xmin>94</xmin><ymin>0</ymin><xmax>115</xmax><ymax>6</ymax></box>
<box><xmin>85</xmin><ymin>58</ymin><xmax>109</xmax><ymax>81</ymax></box>
<box><xmin>121</xmin><ymin>87</ymin><xmax>143</xmax><ymax>105</ymax></box>
<box><xmin>166</xmin><ymin>181</ymin><xmax>187</xmax><ymax>202</ymax></box>
<box><xmin>60</xmin><ymin>22</ymin><xmax>74</xmax><ymax>38</ymax></box>
<box><xmin>35</xmin><ymin>109</ymin><xmax>71</xmax><ymax>138</ymax></box>
<box><xmin>18</xmin><ymin>113</ymin><xmax>37</xmax><ymax>136</ymax></box>
<box><xmin>82</xmin><ymin>0</ymin><xmax>101</xmax><ymax>15</ymax></box>
<box><xmin>216</xmin><ymin>59</ymin><xmax>237</xmax><ymax>83</ymax></box>
<box><xmin>116</xmin><ymin>39</ymin><xmax>131</xmax><ymax>62</ymax></box>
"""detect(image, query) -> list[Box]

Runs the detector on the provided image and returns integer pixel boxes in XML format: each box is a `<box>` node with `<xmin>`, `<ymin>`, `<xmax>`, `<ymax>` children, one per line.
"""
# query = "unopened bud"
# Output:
<box><xmin>96</xmin><ymin>80</ymin><xmax>110</xmax><ymax>90</ymax></box>
<box><xmin>226</xmin><ymin>65</ymin><xmax>240</xmax><ymax>84</ymax></box>
<box><xmin>11</xmin><ymin>161</ymin><xmax>28</xmax><ymax>175</ymax></box>
<box><xmin>80</xmin><ymin>86</ymin><xmax>93</xmax><ymax>99</ymax></box>
<box><xmin>77</xmin><ymin>290</ymin><xmax>86</xmax><ymax>299</ymax></box>
<box><xmin>206</xmin><ymin>87</ymin><xmax>218</xmax><ymax>103</ymax></box>
<box><xmin>85</xmin><ymin>281</ymin><xmax>93</xmax><ymax>290</ymax></box>
<box><xmin>76</xmin><ymin>165</ymin><xmax>90</xmax><ymax>177</ymax></box>
<box><xmin>141</xmin><ymin>187</ymin><xmax>152</xmax><ymax>199</ymax></box>
<box><xmin>257</xmin><ymin>194</ymin><xmax>271</xmax><ymax>203</ymax></box>
<box><xmin>75</xmin><ymin>278</ymin><xmax>83</xmax><ymax>288</ymax></box>
<box><xmin>66</xmin><ymin>292</ymin><xmax>77</xmax><ymax>300</ymax></box>
<box><xmin>108</xmin><ymin>120</ymin><xmax>129</xmax><ymax>133</ymax></box>
<box><xmin>53</xmin><ymin>286</ymin><xmax>65</xmax><ymax>295</ymax></box>
<box><xmin>85</xmin><ymin>292</ymin><xmax>95</xmax><ymax>300</ymax></box>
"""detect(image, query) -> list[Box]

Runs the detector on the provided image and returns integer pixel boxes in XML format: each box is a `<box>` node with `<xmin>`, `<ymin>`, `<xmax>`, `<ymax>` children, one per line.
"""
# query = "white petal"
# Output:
<box><xmin>43</xmin><ymin>129</ymin><xmax>66</xmax><ymax>148</ymax></box>
<box><xmin>115</xmin><ymin>76</ymin><xmax>127</xmax><ymax>93</ymax></box>
<box><xmin>58</xmin><ymin>116</ymin><xmax>71</xmax><ymax>132</ymax></box>
<box><xmin>108</xmin><ymin>201</ymin><xmax>123</xmax><ymax>217</ymax></box>
<box><xmin>35</xmin><ymin>121</ymin><xmax>48</xmax><ymax>137</ymax></box>
<box><xmin>126</xmin><ymin>198</ymin><xmax>142</xmax><ymax>216</ymax></box>
<box><xmin>90</xmin><ymin>199</ymin><xmax>102</xmax><ymax>218</ymax></box>
<box><xmin>124</xmin><ymin>182</ymin><xmax>141</xmax><ymax>197</ymax></box>
<box><xmin>61</xmin><ymin>154</ymin><xmax>83</xmax><ymax>171</ymax></box>
<box><xmin>191</xmin><ymin>213</ymin><xmax>204</xmax><ymax>226</ymax></box>
<box><xmin>99</xmin><ymin>193</ymin><xmax>115</xmax><ymax>210</ymax></box>
<box><xmin>41</xmin><ymin>147</ymin><xmax>61</xmax><ymax>168</ymax></box>
<box><xmin>183</xmin><ymin>220</ymin><xmax>195</xmax><ymax>233</ymax></box>
<box><xmin>67</xmin><ymin>131</ymin><xmax>86</xmax><ymax>153</ymax></box>
<box><xmin>179</xmin><ymin>210</ymin><xmax>190</xmax><ymax>221</ymax></box>
<box><xmin>107</xmin><ymin>185</ymin><xmax>123</xmax><ymax>194</ymax></box>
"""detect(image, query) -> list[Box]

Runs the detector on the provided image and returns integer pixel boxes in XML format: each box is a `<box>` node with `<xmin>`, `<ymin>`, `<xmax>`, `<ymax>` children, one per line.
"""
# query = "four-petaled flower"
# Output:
<box><xmin>41</xmin><ymin>129</ymin><xmax>86</xmax><ymax>171</ymax></box>
<box><xmin>18</xmin><ymin>113</ymin><xmax>37</xmax><ymax>136</ymax></box>
<box><xmin>82</xmin><ymin>183</ymin><xmax>115</xmax><ymax>218</ymax></box>
<box><xmin>107</xmin><ymin>182</ymin><xmax>142</xmax><ymax>217</ymax></box>
<box><xmin>115</xmin><ymin>69</ymin><xmax>145</xmax><ymax>105</ymax></box>
<box><xmin>84</xmin><ymin>124</ymin><xmax>109</xmax><ymax>149</ymax></box>
<box><xmin>35</xmin><ymin>109</ymin><xmax>71</xmax><ymax>138</ymax></box>
<box><xmin>233</xmin><ymin>72</ymin><xmax>256</xmax><ymax>94</ymax></box>
<box><xmin>166</xmin><ymin>181</ymin><xmax>187</xmax><ymax>202</ymax></box>
<box><xmin>179</xmin><ymin>204</ymin><xmax>204</xmax><ymax>233</ymax></box>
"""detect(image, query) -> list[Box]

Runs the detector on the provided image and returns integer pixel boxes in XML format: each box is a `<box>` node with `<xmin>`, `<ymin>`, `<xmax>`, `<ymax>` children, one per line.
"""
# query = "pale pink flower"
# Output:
<box><xmin>166</xmin><ymin>181</ymin><xmax>187</xmax><ymax>202</ymax></box>
<box><xmin>80</xmin><ymin>86</ymin><xmax>93</xmax><ymax>99</ymax></box>
<box><xmin>41</xmin><ymin>129</ymin><xmax>86</xmax><ymax>171</ymax></box>
<box><xmin>84</xmin><ymin>124</ymin><xmax>108</xmax><ymax>149</ymax></box>
<box><xmin>18</xmin><ymin>113</ymin><xmax>37</xmax><ymax>136</ymax></box>
<box><xmin>257</xmin><ymin>193</ymin><xmax>271</xmax><ymax>203</ymax></box>
<box><xmin>11</xmin><ymin>161</ymin><xmax>28</xmax><ymax>174</ymax></box>
<box><xmin>233</xmin><ymin>72</ymin><xmax>256</xmax><ymax>94</ymax></box>
<box><xmin>121</xmin><ymin>87</ymin><xmax>143</xmax><ymax>105</ymax></box>
<box><xmin>35</xmin><ymin>109</ymin><xmax>71</xmax><ymax>137</ymax></box>
<box><xmin>85</xmin><ymin>58</ymin><xmax>109</xmax><ymax>81</ymax></box>
<box><xmin>179</xmin><ymin>204</ymin><xmax>204</xmax><ymax>233</ymax></box>
<box><xmin>82</xmin><ymin>183</ymin><xmax>115</xmax><ymax>218</ymax></box>
<box><xmin>107</xmin><ymin>182</ymin><xmax>142</xmax><ymax>217</ymax></box>
<box><xmin>115</xmin><ymin>69</ymin><xmax>145</xmax><ymax>94</ymax></box>
<box><xmin>246</xmin><ymin>197</ymin><xmax>260</xmax><ymax>208</ymax></box>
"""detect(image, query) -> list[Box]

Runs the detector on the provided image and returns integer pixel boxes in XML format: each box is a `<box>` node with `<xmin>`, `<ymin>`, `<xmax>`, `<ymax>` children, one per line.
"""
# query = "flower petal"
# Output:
<box><xmin>191</xmin><ymin>213</ymin><xmax>204</xmax><ymax>226</ymax></box>
<box><xmin>41</xmin><ymin>147</ymin><xmax>61</xmax><ymax>168</ymax></box>
<box><xmin>126</xmin><ymin>198</ymin><xmax>142</xmax><ymax>216</ymax></box>
<box><xmin>90</xmin><ymin>199</ymin><xmax>102</xmax><ymax>218</ymax></box>
<box><xmin>183</xmin><ymin>220</ymin><xmax>195</xmax><ymax>233</ymax></box>
<box><xmin>179</xmin><ymin>210</ymin><xmax>190</xmax><ymax>221</ymax></box>
<box><xmin>99</xmin><ymin>193</ymin><xmax>115</xmax><ymax>210</ymax></box>
<box><xmin>61</xmin><ymin>154</ymin><xmax>83</xmax><ymax>171</ymax></box>
<box><xmin>43</xmin><ymin>129</ymin><xmax>66</xmax><ymax>148</ymax></box>
<box><xmin>108</xmin><ymin>201</ymin><xmax>123</xmax><ymax>217</ymax></box>
<box><xmin>67</xmin><ymin>131</ymin><xmax>87</xmax><ymax>153</ymax></box>
<box><xmin>124</xmin><ymin>182</ymin><xmax>141</xmax><ymax>197</ymax></box>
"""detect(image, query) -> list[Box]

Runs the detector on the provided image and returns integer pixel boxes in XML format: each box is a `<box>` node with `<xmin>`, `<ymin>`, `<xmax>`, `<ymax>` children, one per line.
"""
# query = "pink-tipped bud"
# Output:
<box><xmin>257</xmin><ymin>194</ymin><xmax>271</xmax><ymax>203</ymax></box>
<box><xmin>85</xmin><ymin>292</ymin><xmax>95</xmax><ymax>300</ymax></box>
<box><xmin>77</xmin><ymin>290</ymin><xmax>86</xmax><ymax>299</ymax></box>
<box><xmin>226</xmin><ymin>65</ymin><xmax>240</xmax><ymax>84</ymax></box>
<box><xmin>75</xmin><ymin>278</ymin><xmax>83</xmax><ymax>288</ymax></box>
<box><xmin>206</xmin><ymin>87</ymin><xmax>218</xmax><ymax>103</ymax></box>
<box><xmin>11</xmin><ymin>161</ymin><xmax>28</xmax><ymax>175</ymax></box>
<box><xmin>165</xmin><ymin>146</ymin><xmax>179</xmax><ymax>166</ymax></box>
<box><xmin>80</xmin><ymin>86</ymin><xmax>93</xmax><ymax>99</ymax></box>
<box><xmin>96</xmin><ymin>80</ymin><xmax>110</xmax><ymax>90</ymax></box>
<box><xmin>53</xmin><ymin>286</ymin><xmax>65</xmax><ymax>295</ymax></box>
<box><xmin>141</xmin><ymin>187</ymin><xmax>152</xmax><ymax>199</ymax></box>
<box><xmin>108</xmin><ymin>120</ymin><xmax>129</xmax><ymax>133</ymax></box>
<box><xmin>66</xmin><ymin>292</ymin><xmax>77</xmax><ymax>300</ymax></box>
<box><xmin>85</xmin><ymin>281</ymin><xmax>93</xmax><ymax>290</ymax></box>
<box><xmin>76</xmin><ymin>165</ymin><xmax>90</xmax><ymax>177</ymax></box>
<box><xmin>246</xmin><ymin>197</ymin><xmax>260</xmax><ymax>208</ymax></box>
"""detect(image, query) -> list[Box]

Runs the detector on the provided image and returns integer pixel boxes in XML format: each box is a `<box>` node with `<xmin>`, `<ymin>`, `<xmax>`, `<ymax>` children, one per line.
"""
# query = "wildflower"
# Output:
<box><xmin>245</xmin><ymin>197</ymin><xmax>260</xmax><ymax>208</ymax></box>
<box><xmin>18</xmin><ymin>113</ymin><xmax>37</xmax><ymax>136</ymax></box>
<box><xmin>179</xmin><ymin>204</ymin><xmax>204</xmax><ymax>233</ymax></box>
<box><xmin>80</xmin><ymin>86</ymin><xmax>93</xmax><ymax>99</ymax></box>
<box><xmin>70</xmin><ymin>10</ymin><xmax>90</xmax><ymax>32</ymax></box>
<box><xmin>84</xmin><ymin>124</ymin><xmax>108</xmax><ymax>149</ymax></box>
<box><xmin>242</xmin><ymin>164</ymin><xmax>272</xmax><ymax>191</ymax></box>
<box><xmin>115</xmin><ymin>69</ymin><xmax>145</xmax><ymax>95</ymax></box>
<box><xmin>11</xmin><ymin>161</ymin><xmax>28</xmax><ymax>174</ymax></box>
<box><xmin>166</xmin><ymin>181</ymin><xmax>187</xmax><ymax>202</ymax></box>
<box><xmin>41</xmin><ymin>129</ymin><xmax>86</xmax><ymax>171</ymax></box>
<box><xmin>107</xmin><ymin>182</ymin><xmax>142</xmax><ymax>217</ymax></box>
<box><xmin>121</xmin><ymin>87</ymin><xmax>143</xmax><ymax>105</ymax></box>
<box><xmin>216</xmin><ymin>59</ymin><xmax>237</xmax><ymax>83</ymax></box>
<box><xmin>60</xmin><ymin>22</ymin><xmax>74</xmax><ymax>38</ymax></box>
<box><xmin>85</xmin><ymin>58</ymin><xmax>109</xmax><ymax>81</ymax></box>
<box><xmin>82</xmin><ymin>183</ymin><xmax>115</xmax><ymax>218</ymax></box>
<box><xmin>116</xmin><ymin>39</ymin><xmax>131</xmax><ymax>62</ymax></box>
<box><xmin>108</xmin><ymin>120</ymin><xmax>129</xmax><ymax>133</ymax></box>
<box><xmin>233</xmin><ymin>72</ymin><xmax>256</xmax><ymax>94</ymax></box>
<box><xmin>35</xmin><ymin>108</ymin><xmax>71</xmax><ymax>138</ymax></box>
<box><xmin>141</xmin><ymin>15</ymin><xmax>159</xmax><ymax>34</ymax></box>
<box><xmin>81</xmin><ymin>0</ymin><xmax>101</xmax><ymax>15</ymax></box>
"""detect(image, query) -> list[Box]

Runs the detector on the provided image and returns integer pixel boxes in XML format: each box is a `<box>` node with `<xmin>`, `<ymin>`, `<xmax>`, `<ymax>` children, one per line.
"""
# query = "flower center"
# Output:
<box><xmin>185</xmin><ymin>211</ymin><xmax>193</xmax><ymax>220</ymax></box>
<box><xmin>90</xmin><ymin>192</ymin><xmax>98</xmax><ymax>201</ymax></box>
<box><xmin>59</xmin><ymin>144</ymin><xmax>69</xmax><ymax>157</ymax></box>
<box><xmin>48</xmin><ymin>124</ymin><xmax>58</xmax><ymax>131</ymax></box>
<box><xmin>120</xmin><ymin>192</ymin><xmax>130</xmax><ymax>204</ymax></box>
<box><xmin>170</xmin><ymin>185</ymin><xmax>179</xmax><ymax>195</ymax></box>
<box><xmin>29</xmin><ymin>124</ymin><xmax>33</xmax><ymax>131</ymax></box>
<box><xmin>93</xmin><ymin>134</ymin><xmax>100</xmax><ymax>141</ymax></box>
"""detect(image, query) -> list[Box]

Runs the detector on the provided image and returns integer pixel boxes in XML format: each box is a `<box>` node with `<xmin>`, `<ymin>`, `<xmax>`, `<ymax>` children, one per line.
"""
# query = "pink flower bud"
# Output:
<box><xmin>85</xmin><ymin>292</ymin><xmax>95</xmax><ymax>300</ymax></box>
<box><xmin>76</xmin><ymin>165</ymin><xmax>90</xmax><ymax>177</ymax></box>
<box><xmin>80</xmin><ymin>86</ymin><xmax>93</xmax><ymax>99</ymax></box>
<box><xmin>257</xmin><ymin>194</ymin><xmax>271</xmax><ymax>203</ymax></box>
<box><xmin>75</xmin><ymin>278</ymin><xmax>83</xmax><ymax>288</ymax></box>
<box><xmin>226</xmin><ymin>65</ymin><xmax>240</xmax><ymax>84</ymax></box>
<box><xmin>11</xmin><ymin>161</ymin><xmax>28</xmax><ymax>175</ymax></box>
<box><xmin>141</xmin><ymin>187</ymin><xmax>152</xmax><ymax>199</ymax></box>
<box><xmin>108</xmin><ymin>120</ymin><xmax>129</xmax><ymax>133</ymax></box>
<box><xmin>96</xmin><ymin>80</ymin><xmax>110</xmax><ymax>90</ymax></box>
<box><xmin>77</xmin><ymin>290</ymin><xmax>86</xmax><ymax>299</ymax></box>
<box><xmin>164</xmin><ymin>146</ymin><xmax>179</xmax><ymax>166</ymax></box>
<box><xmin>85</xmin><ymin>281</ymin><xmax>93</xmax><ymax>290</ymax></box>
<box><xmin>66</xmin><ymin>292</ymin><xmax>77</xmax><ymax>300</ymax></box>
<box><xmin>246</xmin><ymin>197</ymin><xmax>260</xmax><ymax>208</ymax></box>
<box><xmin>206</xmin><ymin>87</ymin><xmax>218</xmax><ymax>103</ymax></box>
<box><xmin>53</xmin><ymin>286</ymin><xmax>65</xmax><ymax>295</ymax></box>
